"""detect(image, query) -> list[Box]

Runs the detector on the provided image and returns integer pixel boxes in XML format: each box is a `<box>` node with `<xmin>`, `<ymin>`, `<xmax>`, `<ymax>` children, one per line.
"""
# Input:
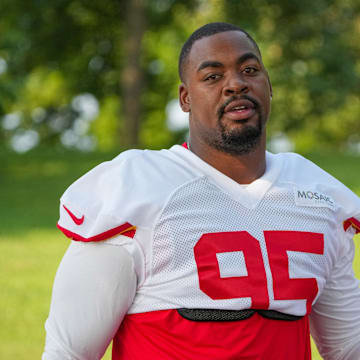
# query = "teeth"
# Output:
<box><xmin>232</xmin><ymin>106</ymin><xmax>246</xmax><ymax>110</ymax></box>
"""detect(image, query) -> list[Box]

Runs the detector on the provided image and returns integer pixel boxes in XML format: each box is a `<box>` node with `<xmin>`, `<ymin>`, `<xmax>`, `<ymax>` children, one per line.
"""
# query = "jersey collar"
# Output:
<box><xmin>170</xmin><ymin>144</ymin><xmax>284</xmax><ymax>209</ymax></box>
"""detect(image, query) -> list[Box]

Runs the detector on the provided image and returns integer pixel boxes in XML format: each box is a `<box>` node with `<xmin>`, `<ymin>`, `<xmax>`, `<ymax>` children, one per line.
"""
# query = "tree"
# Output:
<box><xmin>121</xmin><ymin>0</ymin><xmax>146</xmax><ymax>147</ymax></box>
<box><xmin>1</xmin><ymin>0</ymin><xmax>359</xmax><ymax>152</ymax></box>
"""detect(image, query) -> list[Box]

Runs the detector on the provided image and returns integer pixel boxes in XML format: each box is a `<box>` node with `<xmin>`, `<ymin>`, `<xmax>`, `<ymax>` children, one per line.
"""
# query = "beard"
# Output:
<box><xmin>205</xmin><ymin>96</ymin><xmax>264</xmax><ymax>156</ymax></box>
<box><xmin>215</xmin><ymin>118</ymin><xmax>263</xmax><ymax>155</ymax></box>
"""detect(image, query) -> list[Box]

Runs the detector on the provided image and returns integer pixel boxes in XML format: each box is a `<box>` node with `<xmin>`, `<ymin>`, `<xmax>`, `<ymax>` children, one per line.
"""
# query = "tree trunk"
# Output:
<box><xmin>121</xmin><ymin>0</ymin><xmax>146</xmax><ymax>148</ymax></box>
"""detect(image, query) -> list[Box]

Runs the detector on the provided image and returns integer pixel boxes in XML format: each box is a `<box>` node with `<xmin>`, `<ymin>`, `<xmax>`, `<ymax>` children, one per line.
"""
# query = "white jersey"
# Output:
<box><xmin>44</xmin><ymin>145</ymin><xmax>360</xmax><ymax>360</ymax></box>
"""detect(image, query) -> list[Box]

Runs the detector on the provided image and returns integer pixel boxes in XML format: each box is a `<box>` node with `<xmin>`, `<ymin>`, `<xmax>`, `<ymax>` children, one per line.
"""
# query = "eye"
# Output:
<box><xmin>243</xmin><ymin>67</ymin><xmax>258</xmax><ymax>75</ymax></box>
<box><xmin>204</xmin><ymin>73</ymin><xmax>222</xmax><ymax>81</ymax></box>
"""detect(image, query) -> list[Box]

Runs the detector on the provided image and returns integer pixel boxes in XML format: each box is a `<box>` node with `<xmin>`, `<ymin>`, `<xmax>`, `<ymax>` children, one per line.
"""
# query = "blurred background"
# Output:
<box><xmin>0</xmin><ymin>0</ymin><xmax>359</xmax><ymax>359</ymax></box>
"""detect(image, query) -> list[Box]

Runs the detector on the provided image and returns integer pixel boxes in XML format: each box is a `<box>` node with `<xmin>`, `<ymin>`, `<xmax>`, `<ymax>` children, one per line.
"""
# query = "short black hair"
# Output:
<box><xmin>178</xmin><ymin>22</ymin><xmax>261</xmax><ymax>82</ymax></box>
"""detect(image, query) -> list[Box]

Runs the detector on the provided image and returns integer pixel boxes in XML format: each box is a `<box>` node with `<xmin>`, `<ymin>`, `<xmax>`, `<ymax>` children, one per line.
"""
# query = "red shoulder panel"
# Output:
<box><xmin>343</xmin><ymin>217</ymin><xmax>360</xmax><ymax>234</ymax></box>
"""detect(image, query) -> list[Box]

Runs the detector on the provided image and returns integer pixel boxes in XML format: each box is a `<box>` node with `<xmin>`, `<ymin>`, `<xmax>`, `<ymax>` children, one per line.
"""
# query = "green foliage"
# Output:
<box><xmin>92</xmin><ymin>96</ymin><xmax>122</xmax><ymax>151</ymax></box>
<box><xmin>0</xmin><ymin>0</ymin><xmax>359</xmax><ymax>151</ymax></box>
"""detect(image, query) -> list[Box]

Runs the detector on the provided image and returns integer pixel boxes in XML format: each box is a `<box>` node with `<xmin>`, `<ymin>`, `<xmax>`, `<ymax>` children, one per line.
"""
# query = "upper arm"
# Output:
<box><xmin>310</xmin><ymin>223</ymin><xmax>360</xmax><ymax>360</ymax></box>
<box><xmin>42</xmin><ymin>240</ymin><xmax>137</xmax><ymax>360</ymax></box>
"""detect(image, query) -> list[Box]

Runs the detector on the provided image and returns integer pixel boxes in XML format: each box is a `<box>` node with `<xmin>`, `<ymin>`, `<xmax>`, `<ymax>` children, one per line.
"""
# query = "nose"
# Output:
<box><xmin>223</xmin><ymin>73</ymin><xmax>249</xmax><ymax>96</ymax></box>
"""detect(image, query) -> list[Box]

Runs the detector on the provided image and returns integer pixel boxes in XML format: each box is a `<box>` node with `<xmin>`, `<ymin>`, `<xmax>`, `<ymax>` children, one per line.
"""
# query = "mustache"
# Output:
<box><xmin>217</xmin><ymin>95</ymin><xmax>259</xmax><ymax>120</ymax></box>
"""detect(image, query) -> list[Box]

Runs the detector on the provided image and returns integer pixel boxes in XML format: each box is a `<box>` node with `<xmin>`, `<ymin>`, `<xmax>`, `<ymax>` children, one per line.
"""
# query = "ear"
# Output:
<box><xmin>179</xmin><ymin>83</ymin><xmax>191</xmax><ymax>112</ymax></box>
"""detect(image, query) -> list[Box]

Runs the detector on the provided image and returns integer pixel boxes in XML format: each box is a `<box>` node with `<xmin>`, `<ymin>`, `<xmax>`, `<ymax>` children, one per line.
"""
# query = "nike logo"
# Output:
<box><xmin>63</xmin><ymin>205</ymin><xmax>85</xmax><ymax>225</ymax></box>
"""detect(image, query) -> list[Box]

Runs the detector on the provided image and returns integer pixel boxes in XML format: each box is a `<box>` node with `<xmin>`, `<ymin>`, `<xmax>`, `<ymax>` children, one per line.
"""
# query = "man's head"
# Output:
<box><xmin>179</xmin><ymin>22</ymin><xmax>261</xmax><ymax>83</ymax></box>
<box><xmin>179</xmin><ymin>22</ymin><xmax>272</xmax><ymax>156</ymax></box>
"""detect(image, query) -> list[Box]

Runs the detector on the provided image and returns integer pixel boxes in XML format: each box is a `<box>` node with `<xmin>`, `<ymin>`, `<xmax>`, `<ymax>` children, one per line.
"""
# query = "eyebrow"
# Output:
<box><xmin>197</xmin><ymin>60</ymin><xmax>223</xmax><ymax>72</ymax></box>
<box><xmin>236</xmin><ymin>52</ymin><xmax>261</xmax><ymax>65</ymax></box>
<box><xmin>197</xmin><ymin>52</ymin><xmax>261</xmax><ymax>73</ymax></box>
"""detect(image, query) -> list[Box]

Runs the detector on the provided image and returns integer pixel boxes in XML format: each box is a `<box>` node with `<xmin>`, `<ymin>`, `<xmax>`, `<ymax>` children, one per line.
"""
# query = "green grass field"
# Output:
<box><xmin>1</xmin><ymin>148</ymin><xmax>359</xmax><ymax>359</ymax></box>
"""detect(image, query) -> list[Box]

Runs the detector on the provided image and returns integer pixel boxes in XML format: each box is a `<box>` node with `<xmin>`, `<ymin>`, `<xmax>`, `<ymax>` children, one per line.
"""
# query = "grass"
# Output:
<box><xmin>1</xmin><ymin>148</ymin><xmax>359</xmax><ymax>359</ymax></box>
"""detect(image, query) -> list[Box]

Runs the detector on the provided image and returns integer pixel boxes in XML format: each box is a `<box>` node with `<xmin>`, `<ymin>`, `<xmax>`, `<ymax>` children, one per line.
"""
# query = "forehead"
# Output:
<box><xmin>186</xmin><ymin>31</ymin><xmax>260</xmax><ymax>75</ymax></box>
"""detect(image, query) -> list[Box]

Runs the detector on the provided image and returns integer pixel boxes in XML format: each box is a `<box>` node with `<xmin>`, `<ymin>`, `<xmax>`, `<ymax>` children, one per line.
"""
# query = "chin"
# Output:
<box><xmin>214</xmin><ymin>119</ymin><xmax>263</xmax><ymax>155</ymax></box>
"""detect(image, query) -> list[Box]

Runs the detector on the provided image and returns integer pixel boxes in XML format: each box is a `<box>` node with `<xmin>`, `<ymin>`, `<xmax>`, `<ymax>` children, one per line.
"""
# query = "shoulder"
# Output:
<box><xmin>276</xmin><ymin>152</ymin><xmax>360</xmax><ymax>231</ymax></box>
<box><xmin>276</xmin><ymin>152</ymin><xmax>341</xmax><ymax>185</ymax></box>
<box><xmin>58</xmin><ymin>147</ymin><xmax>201</xmax><ymax>242</ymax></box>
<box><xmin>276</xmin><ymin>151</ymin><xmax>356</xmax><ymax>191</ymax></box>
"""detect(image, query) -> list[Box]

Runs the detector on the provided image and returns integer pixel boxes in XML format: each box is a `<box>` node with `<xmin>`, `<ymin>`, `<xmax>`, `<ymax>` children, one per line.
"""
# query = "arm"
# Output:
<box><xmin>42</xmin><ymin>240</ymin><xmax>137</xmax><ymax>360</ymax></box>
<box><xmin>310</xmin><ymin>229</ymin><xmax>360</xmax><ymax>360</ymax></box>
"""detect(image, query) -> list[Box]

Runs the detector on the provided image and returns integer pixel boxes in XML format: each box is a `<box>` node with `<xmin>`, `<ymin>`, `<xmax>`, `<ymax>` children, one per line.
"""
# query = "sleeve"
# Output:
<box><xmin>42</xmin><ymin>239</ymin><xmax>137</xmax><ymax>360</ymax></box>
<box><xmin>310</xmin><ymin>216</ymin><xmax>360</xmax><ymax>360</ymax></box>
<box><xmin>56</xmin><ymin>152</ymin><xmax>142</xmax><ymax>243</ymax></box>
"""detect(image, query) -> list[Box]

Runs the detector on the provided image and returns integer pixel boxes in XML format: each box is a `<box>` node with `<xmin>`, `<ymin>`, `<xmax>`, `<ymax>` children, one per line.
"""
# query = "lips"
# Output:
<box><xmin>224</xmin><ymin>99</ymin><xmax>255</xmax><ymax>113</ymax></box>
<box><xmin>223</xmin><ymin>98</ymin><xmax>257</xmax><ymax>121</ymax></box>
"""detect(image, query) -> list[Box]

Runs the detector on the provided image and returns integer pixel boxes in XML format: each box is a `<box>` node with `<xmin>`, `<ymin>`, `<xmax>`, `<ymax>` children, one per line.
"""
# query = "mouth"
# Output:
<box><xmin>224</xmin><ymin>99</ymin><xmax>256</xmax><ymax>121</ymax></box>
<box><xmin>219</xmin><ymin>97</ymin><xmax>258</xmax><ymax>122</ymax></box>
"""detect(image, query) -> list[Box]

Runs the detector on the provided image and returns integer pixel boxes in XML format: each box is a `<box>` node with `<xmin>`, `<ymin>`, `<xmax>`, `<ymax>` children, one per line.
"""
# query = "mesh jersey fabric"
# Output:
<box><xmin>54</xmin><ymin>145</ymin><xmax>360</xmax><ymax>360</ymax></box>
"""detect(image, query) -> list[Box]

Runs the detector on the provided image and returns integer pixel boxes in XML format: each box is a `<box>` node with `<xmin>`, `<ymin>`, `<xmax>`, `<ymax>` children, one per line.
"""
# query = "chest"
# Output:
<box><xmin>134</xmin><ymin>179</ymin><xmax>338</xmax><ymax>316</ymax></box>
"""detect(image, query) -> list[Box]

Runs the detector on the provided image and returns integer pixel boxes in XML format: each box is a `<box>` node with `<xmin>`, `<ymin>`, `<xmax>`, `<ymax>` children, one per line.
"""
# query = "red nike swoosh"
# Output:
<box><xmin>63</xmin><ymin>205</ymin><xmax>85</xmax><ymax>225</ymax></box>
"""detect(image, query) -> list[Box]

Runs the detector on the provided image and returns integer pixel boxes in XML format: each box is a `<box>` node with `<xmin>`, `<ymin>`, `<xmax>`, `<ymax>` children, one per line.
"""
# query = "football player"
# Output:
<box><xmin>43</xmin><ymin>23</ymin><xmax>360</xmax><ymax>359</ymax></box>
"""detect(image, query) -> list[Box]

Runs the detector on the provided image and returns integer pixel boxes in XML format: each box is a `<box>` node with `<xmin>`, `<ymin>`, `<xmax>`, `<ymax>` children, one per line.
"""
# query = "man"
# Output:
<box><xmin>43</xmin><ymin>23</ymin><xmax>360</xmax><ymax>359</ymax></box>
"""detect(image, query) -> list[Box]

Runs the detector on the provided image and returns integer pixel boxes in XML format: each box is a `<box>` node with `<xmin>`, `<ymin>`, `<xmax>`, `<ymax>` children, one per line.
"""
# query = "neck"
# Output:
<box><xmin>188</xmin><ymin>135</ymin><xmax>266</xmax><ymax>184</ymax></box>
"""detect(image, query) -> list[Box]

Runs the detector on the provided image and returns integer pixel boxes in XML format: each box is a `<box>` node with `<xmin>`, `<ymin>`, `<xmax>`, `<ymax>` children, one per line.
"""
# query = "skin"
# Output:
<box><xmin>179</xmin><ymin>31</ymin><xmax>272</xmax><ymax>184</ymax></box>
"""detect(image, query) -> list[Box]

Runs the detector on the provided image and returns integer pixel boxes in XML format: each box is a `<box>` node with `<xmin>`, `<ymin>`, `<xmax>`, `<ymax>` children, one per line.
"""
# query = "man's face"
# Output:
<box><xmin>179</xmin><ymin>31</ymin><xmax>272</xmax><ymax>155</ymax></box>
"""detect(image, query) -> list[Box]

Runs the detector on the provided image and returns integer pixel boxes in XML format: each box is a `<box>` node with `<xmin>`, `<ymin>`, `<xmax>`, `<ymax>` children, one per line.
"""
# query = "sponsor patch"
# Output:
<box><xmin>294</xmin><ymin>187</ymin><xmax>335</xmax><ymax>210</ymax></box>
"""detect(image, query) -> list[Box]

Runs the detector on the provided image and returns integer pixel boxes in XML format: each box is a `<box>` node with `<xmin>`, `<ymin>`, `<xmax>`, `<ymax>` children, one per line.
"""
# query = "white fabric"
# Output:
<box><xmin>44</xmin><ymin>145</ymin><xmax>360</xmax><ymax>359</ymax></box>
<box><xmin>310</xmin><ymin>229</ymin><xmax>360</xmax><ymax>360</ymax></box>
<box><xmin>42</xmin><ymin>241</ymin><xmax>136</xmax><ymax>360</ymax></box>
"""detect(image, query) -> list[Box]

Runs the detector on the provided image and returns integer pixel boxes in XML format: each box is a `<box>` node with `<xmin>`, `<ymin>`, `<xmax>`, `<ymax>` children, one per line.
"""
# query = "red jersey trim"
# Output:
<box><xmin>57</xmin><ymin>222</ymin><xmax>136</xmax><ymax>242</ymax></box>
<box><xmin>112</xmin><ymin>309</ymin><xmax>311</xmax><ymax>360</ymax></box>
<box><xmin>343</xmin><ymin>217</ymin><xmax>360</xmax><ymax>234</ymax></box>
<box><xmin>182</xmin><ymin>142</ymin><xmax>188</xmax><ymax>149</ymax></box>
